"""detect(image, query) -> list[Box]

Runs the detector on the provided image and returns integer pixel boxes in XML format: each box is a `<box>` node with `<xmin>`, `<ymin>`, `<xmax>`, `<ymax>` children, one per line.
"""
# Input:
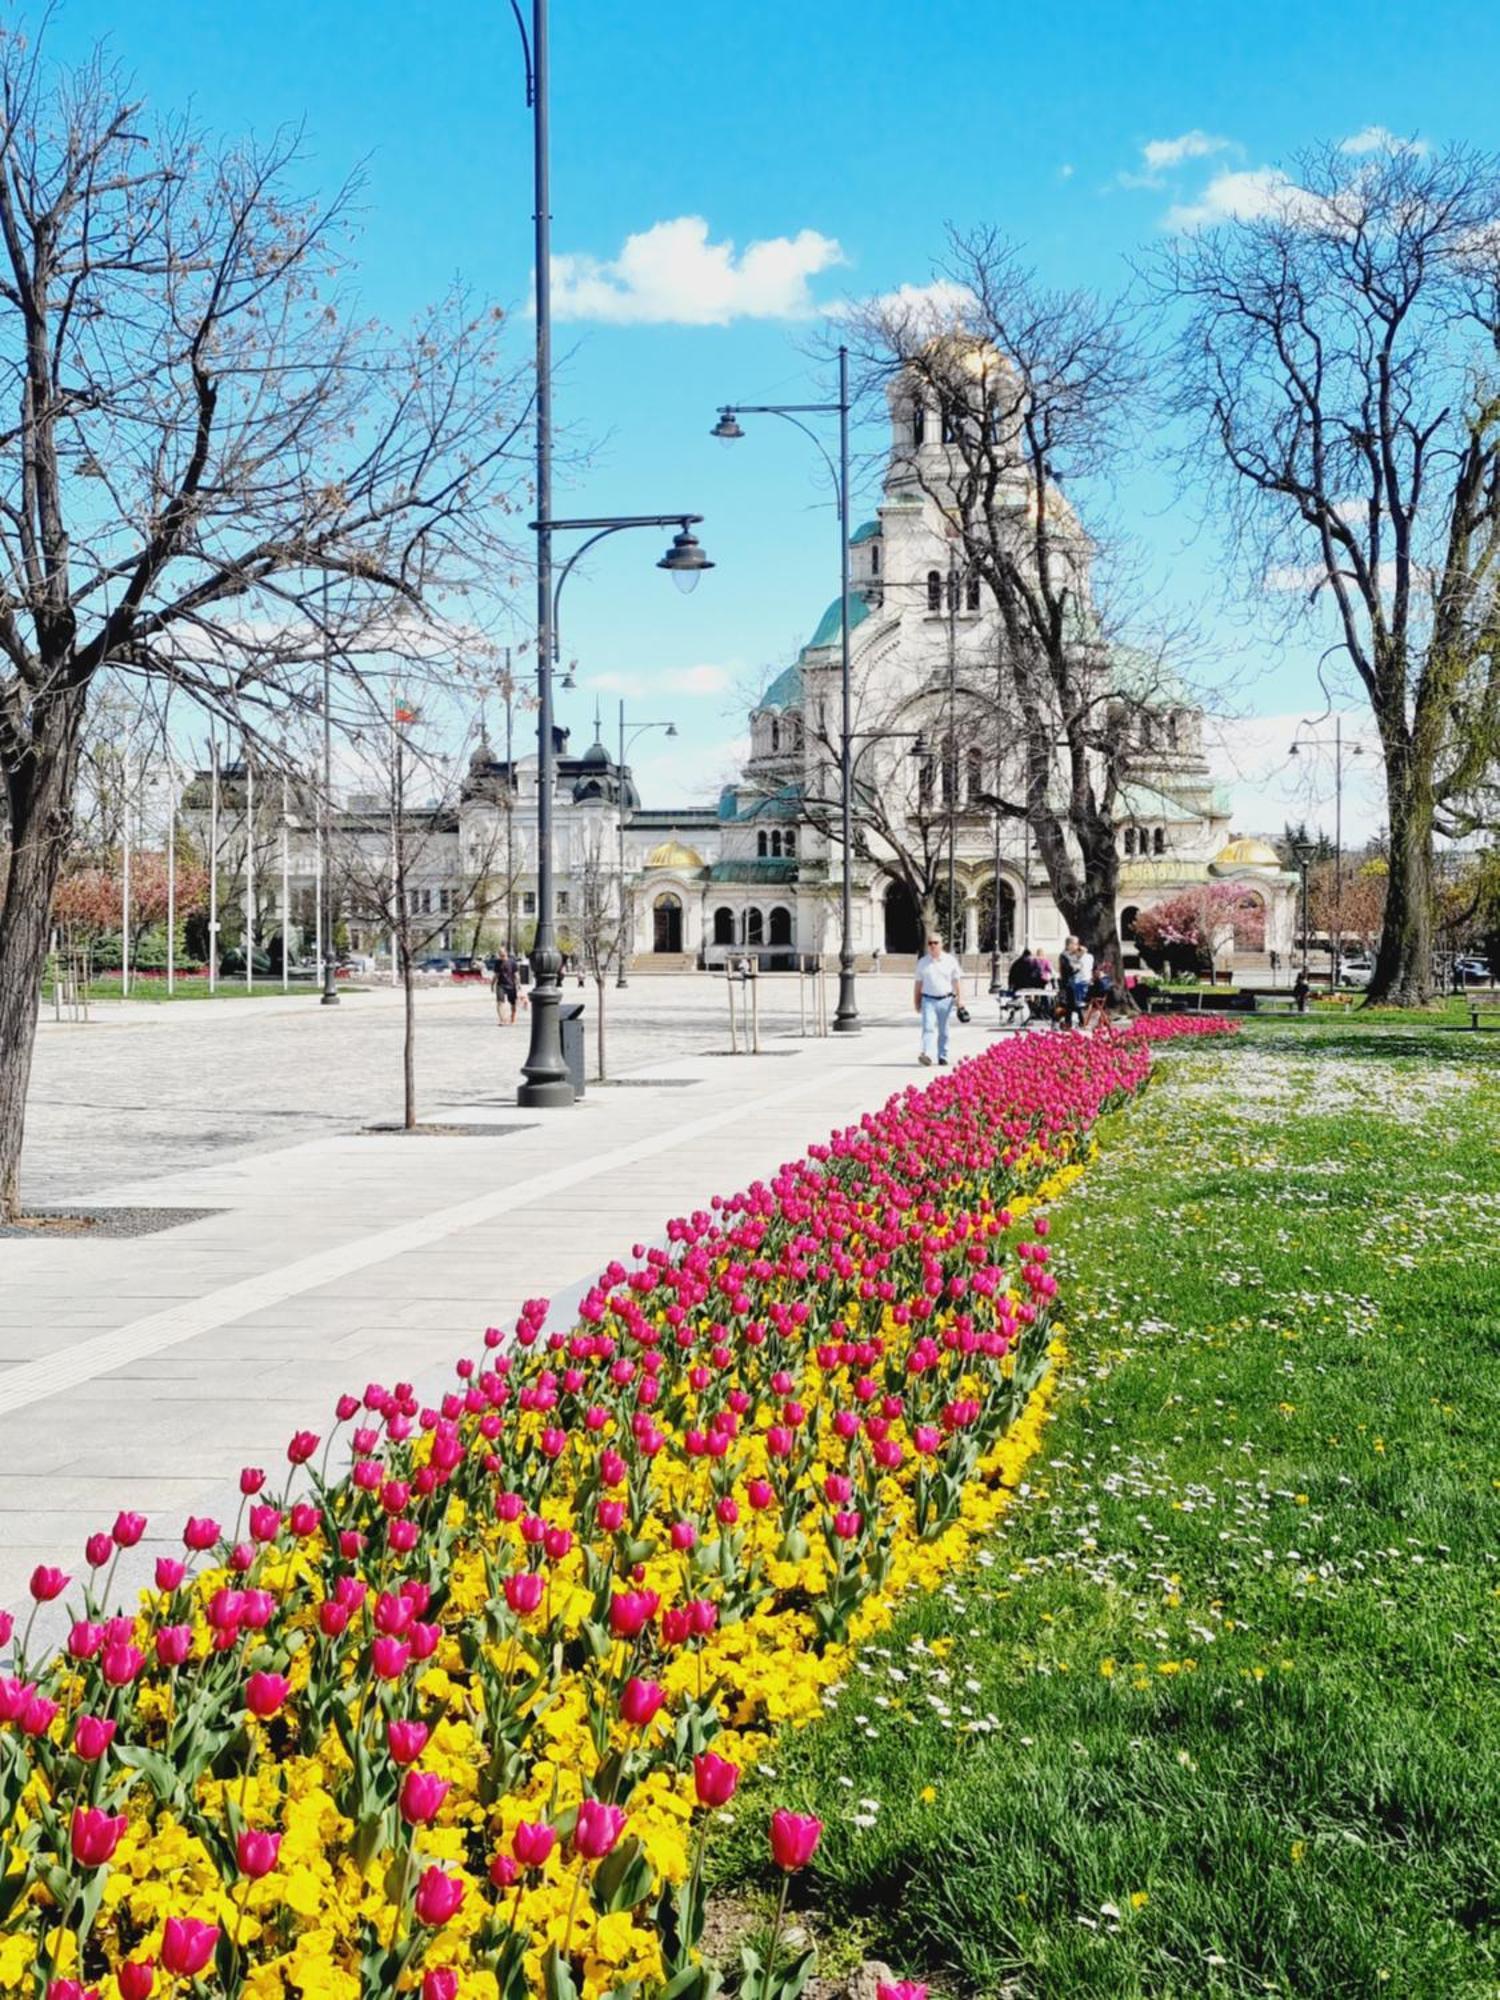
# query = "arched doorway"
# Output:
<box><xmin>1120</xmin><ymin>905</ymin><xmax>1140</xmax><ymax>942</ymax></box>
<box><xmin>933</xmin><ymin>877</ymin><xmax>965</xmax><ymax>955</ymax></box>
<box><xmin>978</xmin><ymin>878</ymin><xmax>1016</xmax><ymax>956</ymax></box>
<box><xmin>745</xmin><ymin>908</ymin><xmax>765</xmax><ymax>947</ymax></box>
<box><xmin>712</xmin><ymin>906</ymin><xmax>735</xmax><ymax>946</ymax></box>
<box><xmin>883</xmin><ymin>878</ymin><xmax>921</xmax><ymax>955</ymax></box>
<box><xmin>652</xmin><ymin>894</ymin><xmax>683</xmax><ymax>954</ymax></box>
<box><xmin>768</xmin><ymin>906</ymin><xmax>793</xmax><ymax>946</ymax></box>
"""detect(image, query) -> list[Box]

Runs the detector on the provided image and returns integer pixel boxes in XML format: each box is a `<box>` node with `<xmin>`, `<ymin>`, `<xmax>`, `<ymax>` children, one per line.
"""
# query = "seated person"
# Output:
<box><xmin>1007</xmin><ymin>944</ymin><xmax>1046</xmax><ymax>990</ymax></box>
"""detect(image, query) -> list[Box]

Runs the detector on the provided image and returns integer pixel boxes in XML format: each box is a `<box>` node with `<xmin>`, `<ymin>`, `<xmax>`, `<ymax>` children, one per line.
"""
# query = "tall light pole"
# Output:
<box><xmin>616</xmin><ymin>703</ymin><xmax>676</xmax><ymax>988</ymax></box>
<box><xmin>1291</xmin><ymin>835</ymin><xmax>1315</xmax><ymax>976</ymax></box>
<box><xmin>946</xmin><ymin>551</ymin><xmax>960</xmax><ymax>959</ymax></box>
<box><xmin>1290</xmin><ymin>713</ymin><xmax>1362</xmax><ymax>989</ymax></box>
<box><xmin>711</xmin><ymin>344</ymin><xmax>859</xmax><ymax>1032</ymax></box>
<box><xmin>320</xmin><ymin>578</ymin><xmax>339</xmax><ymax>1005</ymax></box>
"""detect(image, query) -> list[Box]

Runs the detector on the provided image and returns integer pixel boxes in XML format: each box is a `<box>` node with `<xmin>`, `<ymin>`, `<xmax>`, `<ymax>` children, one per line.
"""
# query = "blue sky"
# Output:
<box><xmin>43</xmin><ymin>0</ymin><xmax>1500</xmax><ymax>839</ymax></box>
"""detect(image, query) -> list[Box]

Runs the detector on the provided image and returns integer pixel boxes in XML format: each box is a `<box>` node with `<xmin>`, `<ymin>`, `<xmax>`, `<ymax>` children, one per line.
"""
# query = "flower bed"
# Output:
<box><xmin>0</xmin><ymin>1018</ymin><xmax>1232</xmax><ymax>2000</ymax></box>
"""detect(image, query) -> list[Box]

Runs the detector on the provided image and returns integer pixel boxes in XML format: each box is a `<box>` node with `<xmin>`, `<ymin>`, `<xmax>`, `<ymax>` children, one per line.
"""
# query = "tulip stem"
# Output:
<box><xmin>761</xmin><ymin>1874</ymin><xmax>791</xmax><ymax>2000</ymax></box>
<box><xmin>560</xmin><ymin>1862</ymin><xmax>585</xmax><ymax>1966</ymax></box>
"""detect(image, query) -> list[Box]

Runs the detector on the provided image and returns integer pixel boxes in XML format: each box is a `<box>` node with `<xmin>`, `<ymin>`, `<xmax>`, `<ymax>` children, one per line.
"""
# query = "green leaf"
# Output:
<box><xmin>541</xmin><ymin>1941</ymin><xmax>581</xmax><ymax>2000</ymax></box>
<box><xmin>589</xmin><ymin>1833</ymin><xmax>655</xmax><ymax>1915</ymax></box>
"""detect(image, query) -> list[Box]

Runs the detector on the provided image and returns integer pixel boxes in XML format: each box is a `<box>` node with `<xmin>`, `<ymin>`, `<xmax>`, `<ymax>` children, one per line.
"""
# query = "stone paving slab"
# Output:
<box><xmin>0</xmin><ymin>979</ymin><xmax>954</xmax><ymax>1638</ymax></box>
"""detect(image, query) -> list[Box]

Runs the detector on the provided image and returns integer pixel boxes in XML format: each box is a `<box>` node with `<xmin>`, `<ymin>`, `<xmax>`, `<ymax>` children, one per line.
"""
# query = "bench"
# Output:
<box><xmin>1254</xmin><ymin>995</ymin><xmax>1304</xmax><ymax>1016</ymax></box>
<box><xmin>1469</xmin><ymin>996</ymin><xmax>1500</xmax><ymax>1031</ymax></box>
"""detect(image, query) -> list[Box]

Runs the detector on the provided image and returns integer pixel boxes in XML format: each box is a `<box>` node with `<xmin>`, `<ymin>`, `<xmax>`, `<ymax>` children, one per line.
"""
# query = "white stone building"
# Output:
<box><xmin>185</xmin><ymin>371</ymin><xmax>1294</xmax><ymax>973</ymax></box>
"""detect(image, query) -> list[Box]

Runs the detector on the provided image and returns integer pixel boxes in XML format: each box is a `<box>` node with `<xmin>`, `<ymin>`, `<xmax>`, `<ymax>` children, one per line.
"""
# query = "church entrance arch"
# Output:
<box><xmin>883</xmin><ymin>878</ymin><xmax>922</xmax><ymax>955</ymax></box>
<box><xmin>978</xmin><ymin>877</ymin><xmax>1017</xmax><ymax>956</ymax></box>
<box><xmin>652</xmin><ymin>894</ymin><xmax>683</xmax><ymax>954</ymax></box>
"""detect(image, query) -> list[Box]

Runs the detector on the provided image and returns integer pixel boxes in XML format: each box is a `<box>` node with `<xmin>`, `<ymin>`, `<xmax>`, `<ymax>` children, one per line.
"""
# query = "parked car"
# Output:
<box><xmin>1455</xmin><ymin>955</ymin><xmax>1492</xmax><ymax>984</ymax></box>
<box><xmin>339</xmin><ymin>952</ymin><xmax>376</xmax><ymax>976</ymax></box>
<box><xmin>447</xmin><ymin>955</ymin><xmax>484</xmax><ymax>981</ymax></box>
<box><xmin>418</xmin><ymin>953</ymin><xmax>455</xmax><ymax>973</ymax></box>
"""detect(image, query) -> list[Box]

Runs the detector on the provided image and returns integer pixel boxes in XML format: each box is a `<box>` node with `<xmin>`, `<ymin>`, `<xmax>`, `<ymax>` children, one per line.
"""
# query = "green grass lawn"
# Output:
<box><xmin>41</xmin><ymin>974</ymin><xmax>321</xmax><ymax>1002</ymax></box>
<box><xmin>716</xmin><ymin>1017</ymin><xmax>1500</xmax><ymax>1998</ymax></box>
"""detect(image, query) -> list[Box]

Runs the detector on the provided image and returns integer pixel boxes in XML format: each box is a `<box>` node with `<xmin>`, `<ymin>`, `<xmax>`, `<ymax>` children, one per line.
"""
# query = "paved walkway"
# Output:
<box><xmin>1</xmin><ymin>976</ymin><xmax>943</xmax><ymax>1634</ymax></box>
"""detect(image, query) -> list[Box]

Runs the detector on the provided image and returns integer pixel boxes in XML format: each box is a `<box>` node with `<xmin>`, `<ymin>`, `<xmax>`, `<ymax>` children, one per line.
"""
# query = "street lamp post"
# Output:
<box><xmin>320</xmin><ymin>580</ymin><xmax>339</xmax><ymax>1006</ymax></box>
<box><xmin>616</xmin><ymin>704</ymin><xmax>677</xmax><ymax>988</ymax></box>
<box><xmin>1291</xmin><ymin>836</ymin><xmax>1316</xmax><ymax>977</ymax></box>
<box><xmin>711</xmin><ymin>344</ymin><xmax>860</xmax><ymax>1032</ymax></box>
<box><xmin>508</xmin><ymin>0</ymin><xmax>710</xmax><ymax>1107</ymax></box>
<box><xmin>1290</xmin><ymin>713</ymin><xmax>1362</xmax><ymax>988</ymax></box>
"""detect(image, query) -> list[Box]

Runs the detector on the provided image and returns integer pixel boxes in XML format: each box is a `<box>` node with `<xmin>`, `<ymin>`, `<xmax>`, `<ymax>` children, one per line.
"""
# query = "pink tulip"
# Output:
<box><xmin>399</xmin><ymin>1768</ymin><xmax>450</xmax><ymax>1824</ymax></box>
<box><xmin>160</xmin><ymin>1917</ymin><xmax>219</xmax><ymax>1978</ymax></box>
<box><xmin>769</xmin><ymin>1809</ymin><xmax>822</xmax><ymax>1872</ymax></box>
<box><xmin>608</xmin><ymin>1588</ymin><xmax>658</xmax><ymax>1638</ymax></box>
<box><xmin>412</xmin><ymin>1865</ymin><xmax>466</xmax><ymax>1926</ymax></box>
<box><xmin>236</xmin><ymin>1828</ymin><xmax>282</xmax><ymax>1878</ymax></box>
<box><xmin>112</xmin><ymin>1511</ymin><xmax>148</xmax><ymax>1548</ymax></box>
<box><xmin>71</xmin><ymin>1805</ymin><xmax>127</xmax><ymax>1866</ymax></box>
<box><xmin>21</xmin><ymin>1695</ymin><xmax>59</xmax><ymax>1737</ymax></box>
<box><xmin>85</xmin><ymin>1533</ymin><xmax>114</xmax><ymax>1569</ymax></box>
<box><xmin>422</xmin><ymin>1972</ymin><xmax>460</xmax><ymax>2000</ymax></box>
<box><xmin>572</xmin><ymin>1798</ymin><xmax>628</xmax><ymax>1859</ymax></box>
<box><xmin>67</xmin><ymin>1620</ymin><xmax>104</xmax><ymax>1660</ymax></box>
<box><xmin>154</xmin><ymin>1558</ymin><xmax>187</xmax><ymax>1592</ymax></box>
<box><xmin>245</xmin><ymin>1671</ymin><xmax>291</xmax><ymax>1718</ymax></box>
<box><xmin>286</xmin><ymin>1429</ymin><xmax>320</xmax><ymax>1464</ymax></box>
<box><xmin>28</xmin><ymin>1566</ymin><xmax>69</xmax><ymax>1602</ymax></box>
<box><xmin>371</xmin><ymin>1636</ymin><xmax>411</xmax><ymax>1680</ymax></box>
<box><xmin>73</xmin><ymin>1714</ymin><xmax>117</xmax><ymax>1761</ymax></box>
<box><xmin>693</xmin><ymin>1751</ymin><xmax>739</xmax><ymax>1807</ymax></box>
<box><xmin>155</xmin><ymin>1625</ymin><xmax>193</xmax><ymax>1668</ymax></box>
<box><xmin>503</xmin><ymin>1571</ymin><xmax>544</xmax><ymax>1617</ymax></box>
<box><xmin>182</xmin><ymin>1517</ymin><xmax>219</xmax><ymax>1552</ymax></box>
<box><xmin>117</xmin><ymin>1961</ymin><xmax>155</xmax><ymax>2000</ymax></box>
<box><xmin>513</xmin><ymin>1819</ymin><xmax>556</xmax><ymax>1868</ymax></box>
<box><xmin>387</xmin><ymin>1718</ymin><xmax>430</xmax><ymax>1766</ymax></box>
<box><xmin>619</xmin><ymin>1676</ymin><xmax>664</xmax><ymax>1728</ymax></box>
<box><xmin>239</xmin><ymin>1467</ymin><xmax>266</xmax><ymax>1496</ymax></box>
<box><xmin>100</xmin><ymin>1642</ymin><xmax>145</xmax><ymax>1687</ymax></box>
<box><xmin>876</xmin><ymin>1986</ymin><xmax>929</xmax><ymax>2000</ymax></box>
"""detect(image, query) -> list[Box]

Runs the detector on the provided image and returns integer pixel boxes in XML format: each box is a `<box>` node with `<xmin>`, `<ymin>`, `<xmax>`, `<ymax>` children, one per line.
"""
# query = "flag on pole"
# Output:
<box><xmin>394</xmin><ymin>696</ymin><xmax>419</xmax><ymax>726</ymax></box>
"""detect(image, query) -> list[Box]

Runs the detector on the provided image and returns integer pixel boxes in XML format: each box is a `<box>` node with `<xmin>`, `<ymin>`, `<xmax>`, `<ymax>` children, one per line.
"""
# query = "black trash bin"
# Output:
<box><xmin>559</xmin><ymin>1002</ymin><xmax>586</xmax><ymax>1099</ymax></box>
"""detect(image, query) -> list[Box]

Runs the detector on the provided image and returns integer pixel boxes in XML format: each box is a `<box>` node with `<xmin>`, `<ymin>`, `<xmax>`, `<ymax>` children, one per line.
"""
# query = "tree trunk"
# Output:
<box><xmin>594</xmin><ymin>974</ymin><xmax>607</xmax><ymax>1082</ymax></box>
<box><xmin>1368</xmin><ymin>760</ymin><xmax>1436</xmax><ymax>1007</ymax></box>
<box><xmin>402</xmin><ymin>948</ymin><xmax>417</xmax><ymax>1129</ymax></box>
<box><xmin>0</xmin><ymin>716</ymin><xmax>84</xmax><ymax>1222</ymax></box>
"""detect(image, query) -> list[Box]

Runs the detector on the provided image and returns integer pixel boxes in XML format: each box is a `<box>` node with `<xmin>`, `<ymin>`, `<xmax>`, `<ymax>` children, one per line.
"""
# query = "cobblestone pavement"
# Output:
<box><xmin>23</xmin><ymin>972</ymin><xmax>919</xmax><ymax>1205</ymax></box>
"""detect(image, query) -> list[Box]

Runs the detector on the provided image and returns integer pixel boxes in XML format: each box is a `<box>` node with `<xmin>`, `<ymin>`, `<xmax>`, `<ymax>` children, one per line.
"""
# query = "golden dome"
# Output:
<box><xmin>644</xmin><ymin>840</ymin><xmax>705</xmax><ymax>873</ymax></box>
<box><xmin>1212</xmin><ymin>836</ymin><xmax>1282</xmax><ymax>870</ymax></box>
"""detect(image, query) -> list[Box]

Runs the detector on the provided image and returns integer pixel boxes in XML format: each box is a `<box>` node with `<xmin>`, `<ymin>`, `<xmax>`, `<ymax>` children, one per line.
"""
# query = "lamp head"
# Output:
<box><xmin>658</xmin><ymin>525</ymin><xmax>714</xmax><ymax>594</ymax></box>
<box><xmin>560</xmin><ymin>664</ymin><xmax>577</xmax><ymax>690</ymax></box>
<box><xmin>710</xmin><ymin>409</ymin><xmax>745</xmax><ymax>443</ymax></box>
<box><xmin>665</xmin><ymin>722</ymin><xmax>678</xmax><ymax>738</ymax></box>
<box><xmin>1291</xmin><ymin>837</ymin><xmax>1315</xmax><ymax>869</ymax></box>
<box><xmin>910</xmin><ymin>732</ymin><xmax>927</xmax><ymax>760</ymax></box>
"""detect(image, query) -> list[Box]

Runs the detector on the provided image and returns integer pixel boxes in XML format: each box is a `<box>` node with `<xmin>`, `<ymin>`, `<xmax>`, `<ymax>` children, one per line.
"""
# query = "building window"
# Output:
<box><xmin>439</xmin><ymin>887</ymin><xmax>451</xmax><ymax>914</ymax></box>
<box><xmin>1153</xmin><ymin>827</ymin><xmax>1166</xmax><ymax>855</ymax></box>
<box><xmin>746</xmin><ymin>907</ymin><xmax>764</xmax><ymax>946</ymax></box>
<box><xmin>869</xmin><ymin>543</ymin><xmax>880</xmax><ymax>575</ymax></box>
<box><xmin>712</xmin><ymin>906</ymin><xmax>735</xmax><ymax>946</ymax></box>
<box><xmin>911</xmin><ymin>404</ymin><xmax>926</xmax><ymax>447</ymax></box>
<box><xmin>757</xmin><ymin>830</ymin><xmax>768</xmax><ymax>857</ymax></box>
<box><xmin>965</xmin><ymin>572</ymin><xmax>980</xmax><ymax>611</ymax></box>
<box><xmin>784</xmin><ymin>830</ymin><xmax>796</xmax><ymax>857</ymax></box>
<box><xmin>769</xmin><ymin>906</ymin><xmax>793</xmax><ymax>946</ymax></box>
<box><xmin>926</xmin><ymin>570</ymin><xmax>942</xmax><ymax>612</ymax></box>
<box><xmin>770</xmin><ymin>830</ymin><xmax>783</xmax><ymax>858</ymax></box>
<box><xmin>557</xmin><ymin>891</ymin><xmax>569</xmax><ymax>914</ymax></box>
<box><xmin>522</xmin><ymin>891</ymin><xmax>536</xmax><ymax>916</ymax></box>
<box><xmin>1124</xmin><ymin>827</ymin><xmax>1136</xmax><ymax>857</ymax></box>
<box><xmin>770</xmin><ymin>718</ymin><xmax>780</xmax><ymax>754</ymax></box>
<box><xmin>966</xmin><ymin>745</ymin><xmax>984</xmax><ymax>803</ymax></box>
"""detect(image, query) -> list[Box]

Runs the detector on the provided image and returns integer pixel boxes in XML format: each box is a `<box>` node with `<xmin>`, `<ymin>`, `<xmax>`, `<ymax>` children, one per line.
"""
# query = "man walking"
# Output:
<box><xmin>914</xmin><ymin>930</ymin><xmax>963</xmax><ymax>1067</ymax></box>
<box><xmin>493</xmin><ymin>951</ymin><xmax>519</xmax><ymax>1025</ymax></box>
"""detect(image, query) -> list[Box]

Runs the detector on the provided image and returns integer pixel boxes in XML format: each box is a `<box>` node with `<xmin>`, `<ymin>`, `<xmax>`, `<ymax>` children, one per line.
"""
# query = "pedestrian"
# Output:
<box><xmin>1072</xmin><ymin>937</ymin><xmax>1095</xmax><ymax>1022</ymax></box>
<box><xmin>913</xmin><ymin>929</ymin><xmax>963</xmax><ymax>1067</ymax></box>
<box><xmin>493</xmin><ymin>951</ymin><xmax>518</xmax><ymax>1026</ymax></box>
<box><xmin>1293</xmin><ymin>967</ymin><xmax>1310</xmax><ymax>1014</ymax></box>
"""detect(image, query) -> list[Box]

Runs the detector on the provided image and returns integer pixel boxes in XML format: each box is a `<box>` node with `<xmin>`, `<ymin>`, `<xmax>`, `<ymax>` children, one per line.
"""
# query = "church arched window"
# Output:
<box><xmin>784</xmin><ymin>830</ymin><xmax>796</xmax><ymax>857</ymax></box>
<box><xmin>965</xmin><ymin>573</ymin><xmax>980</xmax><ymax>612</ymax></box>
<box><xmin>757</xmin><ymin>831</ymin><xmax>768</xmax><ymax>858</ymax></box>
<box><xmin>869</xmin><ymin>543</ymin><xmax>880</xmax><ymax>575</ymax></box>
<box><xmin>746</xmin><ymin>907</ymin><xmax>764</xmax><ymax>946</ymax></box>
<box><xmin>770</xmin><ymin>718</ymin><xmax>780</xmax><ymax>754</ymax></box>
<box><xmin>1167</xmin><ymin>712</ymin><xmax>1180</xmax><ymax>748</ymax></box>
<box><xmin>770</xmin><ymin>831</ymin><xmax>782</xmax><ymax>858</ymax></box>
<box><xmin>712</xmin><ymin>906</ymin><xmax>735</xmax><ymax>946</ymax></box>
<box><xmin>1153</xmin><ymin>827</ymin><xmax>1165</xmax><ymax>855</ymax></box>
<box><xmin>911</xmin><ymin>404</ymin><xmax>926</xmax><ymax>448</ymax></box>
<box><xmin>926</xmin><ymin>571</ymin><xmax>942</xmax><ymax>613</ymax></box>
<box><xmin>966</xmin><ymin>745</ymin><xmax>984</xmax><ymax>802</ymax></box>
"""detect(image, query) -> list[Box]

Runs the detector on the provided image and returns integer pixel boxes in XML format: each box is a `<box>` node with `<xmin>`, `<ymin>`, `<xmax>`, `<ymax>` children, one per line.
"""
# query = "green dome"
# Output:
<box><xmin>758</xmin><ymin>663</ymin><xmax>803</xmax><ymax>711</ymax></box>
<box><xmin>849</xmin><ymin>519</ymin><xmax>881</xmax><ymax>545</ymax></box>
<box><xmin>805</xmin><ymin>591</ymin><xmax>872</xmax><ymax>652</ymax></box>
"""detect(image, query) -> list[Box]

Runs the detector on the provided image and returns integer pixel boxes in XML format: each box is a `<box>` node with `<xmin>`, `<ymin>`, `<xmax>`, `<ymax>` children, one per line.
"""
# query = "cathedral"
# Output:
<box><xmin>190</xmin><ymin>362</ymin><xmax>1295</xmax><ymax>975</ymax></box>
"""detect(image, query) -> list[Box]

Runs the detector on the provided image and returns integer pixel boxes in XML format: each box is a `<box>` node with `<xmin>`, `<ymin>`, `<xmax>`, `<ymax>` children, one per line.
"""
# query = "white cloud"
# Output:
<box><xmin>848</xmin><ymin>277</ymin><xmax>976</xmax><ymax>332</ymax></box>
<box><xmin>1340</xmin><ymin>124</ymin><xmax>1429</xmax><ymax>156</ymax></box>
<box><xmin>1058</xmin><ymin>163</ymin><xmax>1076</xmax><ymax>181</ymax></box>
<box><xmin>550</xmin><ymin>216</ymin><xmax>845</xmax><ymax>325</ymax></box>
<box><xmin>662</xmin><ymin>664</ymin><xmax>731</xmax><ymax>697</ymax></box>
<box><xmin>1142</xmin><ymin>129</ymin><xmax>1232</xmax><ymax>174</ymax></box>
<box><xmin>1165</xmin><ymin>166</ymin><xmax>1312</xmax><ymax>231</ymax></box>
<box><xmin>1203</xmin><ymin>710</ymin><xmax>1384</xmax><ymax>844</ymax></box>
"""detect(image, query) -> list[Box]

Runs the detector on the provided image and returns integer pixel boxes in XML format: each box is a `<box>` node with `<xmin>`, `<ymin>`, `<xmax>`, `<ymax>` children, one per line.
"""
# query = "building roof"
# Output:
<box><xmin>708</xmin><ymin>859</ymin><xmax>799</xmax><ymax>885</ymax></box>
<box><xmin>805</xmin><ymin>590</ymin><xmax>872</xmax><ymax>652</ymax></box>
<box><xmin>849</xmin><ymin>519</ymin><xmax>881</xmax><ymax>545</ymax></box>
<box><xmin>758</xmin><ymin>663</ymin><xmax>802</xmax><ymax>712</ymax></box>
<box><xmin>1117</xmin><ymin>779</ymin><xmax>1197</xmax><ymax>823</ymax></box>
<box><xmin>743</xmin><ymin>783</ymin><xmax>804</xmax><ymax>822</ymax></box>
<box><xmin>1212</xmin><ymin>836</ymin><xmax>1283</xmax><ymax>870</ymax></box>
<box><xmin>644</xmin><ymin>839</ymin><xmax>706</xmax><ymax>873</ymax></box>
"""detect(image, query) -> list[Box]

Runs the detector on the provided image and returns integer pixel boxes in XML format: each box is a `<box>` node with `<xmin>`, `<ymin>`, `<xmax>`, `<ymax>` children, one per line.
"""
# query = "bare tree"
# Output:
<box><xmin>572</xmin><ymin>826</ymin><xmax>623</xmax><ymax>1081</ymax></box>
<box><xmin>840</xmin><ymin>231</ymin><xmax>1162</xmax><ymax>983</ymax></box>
<box><xmin>1155</xmin><ymin>141</ymin><xmax>1500</xmax><ymax>1005</ymax></box>
<box><xmin>0</xmin><ymin>26</ymin><xmax>530</xmax><ymax>1216</ymax></box>
<box><xmin>335</xmin><ymin>714</ymin><xmax>506</xmax><ymax>1129</ymax></box>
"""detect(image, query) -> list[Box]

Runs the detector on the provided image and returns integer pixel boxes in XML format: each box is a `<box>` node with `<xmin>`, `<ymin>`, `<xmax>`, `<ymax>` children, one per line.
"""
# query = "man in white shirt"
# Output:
<box><xmin>913</xmin><ymin>931</ymin><xmax>963</xmax><ymax>1066</ymax></box>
